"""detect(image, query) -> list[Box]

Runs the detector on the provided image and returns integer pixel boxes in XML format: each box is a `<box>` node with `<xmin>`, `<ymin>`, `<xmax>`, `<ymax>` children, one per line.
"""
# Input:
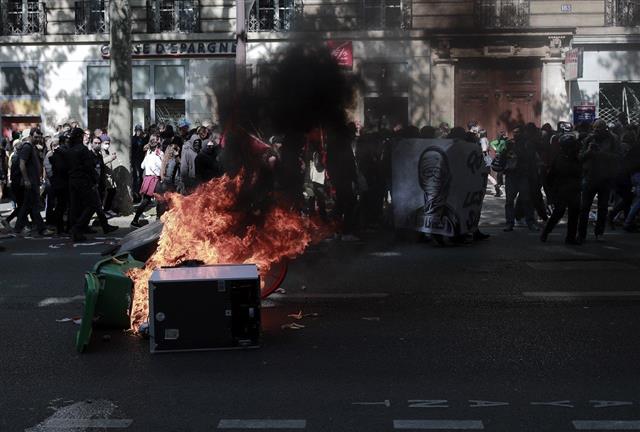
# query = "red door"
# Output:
<box><xmin>455</xmin><ymin>59</ymin><xmax>542</xmax><ymax>140</ymax></box>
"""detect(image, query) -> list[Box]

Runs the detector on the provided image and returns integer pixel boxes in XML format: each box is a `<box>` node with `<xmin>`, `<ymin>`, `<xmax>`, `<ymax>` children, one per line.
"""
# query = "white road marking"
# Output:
<box><xmin>369</xmin><ymin>251</ymin><xmax>402</xmax><ymax>257</ymax></box>
<box><xmin>469</xmin><ymin>400</ymin><xmax>509</xmax><ymax>408</ymax></box>
<box><xmin>527</xmin><ymin>261</ymin><xmax>636</xmax><ymax>271</ymax></box>
<box><xmin>531</xmin><ymin>400</ymin><xmax>574</xmax><ymax>408</ymax></box>
<box><xmin>408</xmin><ymin>400</ymin><xmax>449</xmax><ymax>408</ymax></box>
<box><xmin>11</xmin><ymin>252</ymin><xmax>48</xmax><ymax>256</ymax></box>
<box><xmin>523</xmin><ymin>291</ymin><xmax>640</xmax><ymax>298</ymax></box>
<box><xmin>573</xmin><ymin>420</ymin><xmax>640</xmax><ymax>430</ymax></box>
<box><xmin>393</xmin><ymin>420</ymin><xmax>484</xmax><ymax>430</ymax></box>
<box><xmin>35</xmin><ymin>418</ymin><xmax>132</xmax><ymax>428</ymax></box>
<box><xmin>79</xmin><ymin>252</ymin><xmax>102</xmax><ymax>256</ymax></box>
<box><xmin>217</xmin><ymin>419</ymin><xmax>306</xmax><ymax>429</ymax></box>
<box><xmin>590</xmin><ymin>401</ymin><xmax>634</xmax><ymax>408</ymax></box>
<box><xmin>352</xmin><ymin>400</ymin><xmax>391</xmax><ymax>407</ymax></box>
<box><xmin>37</xmin><ymin>295</ymin><xmax>85</xmax><ymax>307</ymax></box>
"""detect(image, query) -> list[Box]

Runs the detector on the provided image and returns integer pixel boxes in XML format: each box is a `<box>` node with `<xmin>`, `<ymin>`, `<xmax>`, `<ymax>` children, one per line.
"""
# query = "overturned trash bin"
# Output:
<box><xmin>76</xmin><ymin>253</ymin><xmax>145</xmax><ymax>353</ymax></box>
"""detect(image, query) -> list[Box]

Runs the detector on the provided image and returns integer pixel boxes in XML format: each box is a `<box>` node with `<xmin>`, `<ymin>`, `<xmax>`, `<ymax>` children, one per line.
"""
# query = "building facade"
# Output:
<box><xmin>0</xmin><ymin>0</ymin><xmax>637</xmax><ymax>138</ymax></box>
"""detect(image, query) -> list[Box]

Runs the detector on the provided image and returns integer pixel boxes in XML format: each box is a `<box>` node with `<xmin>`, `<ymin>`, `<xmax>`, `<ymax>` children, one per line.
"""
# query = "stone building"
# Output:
<box><xmin>0</xmin><ymin>0</ymin><xmax>637</xmax><ymax>138</ymax></box>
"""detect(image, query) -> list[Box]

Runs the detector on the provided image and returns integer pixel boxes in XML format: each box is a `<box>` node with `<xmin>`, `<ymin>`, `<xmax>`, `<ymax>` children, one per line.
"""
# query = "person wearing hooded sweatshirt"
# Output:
<box><xmin>577</xmin><ymin>119</ymin><xmax>622</xmax><ymax>241</ymax></box>
<box><xmin>180</xmin><ymin>134</ymin><xmax>201</xmax><ymax>193</ymax></box>
<box><xmin>540</xmin><ymin>134</ymin><xmax>582</xmax><ymax>245</ymax></box>
<box><xmin>195</xmin><ymin>136</ymin><xmax>222</xmax><ymax>183</ymax></box>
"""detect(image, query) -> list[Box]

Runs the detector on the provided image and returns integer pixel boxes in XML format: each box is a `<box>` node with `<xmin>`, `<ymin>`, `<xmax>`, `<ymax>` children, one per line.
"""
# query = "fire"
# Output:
<box><xmin>128</xmin><ymin>173</ymin><xmax>329</xmax><ymax>330</ymax></box>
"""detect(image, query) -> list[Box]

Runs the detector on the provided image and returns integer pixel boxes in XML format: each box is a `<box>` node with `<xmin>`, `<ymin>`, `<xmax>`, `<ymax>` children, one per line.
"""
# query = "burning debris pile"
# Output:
<box><xmin>126</xmin><ymin>42</ymin><xmax>356</xmax><ymax>331</ymax></box>
<box><xmin>127</xmin><ymin>175</ymin><xmax>328</xmax><ymax>330</ymax></box>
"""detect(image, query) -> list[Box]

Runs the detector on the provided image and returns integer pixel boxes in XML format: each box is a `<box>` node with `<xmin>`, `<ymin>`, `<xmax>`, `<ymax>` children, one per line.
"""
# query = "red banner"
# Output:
<box><xmin>327</xmin><ymin>41</ymin><xmax>353</xmax><ymax>70</ymax></box>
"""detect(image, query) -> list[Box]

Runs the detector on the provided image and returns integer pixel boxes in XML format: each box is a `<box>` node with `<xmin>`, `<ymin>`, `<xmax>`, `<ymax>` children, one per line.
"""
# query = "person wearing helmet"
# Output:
<box><xmin>541</xmin><ymin>134</ymin><xmax>582</xmax><ymax>244</ymax></box>
<box><xmin>577</xmin><ymin>119</ymin><xmax>622</xmax><ymax>241</ymax></box>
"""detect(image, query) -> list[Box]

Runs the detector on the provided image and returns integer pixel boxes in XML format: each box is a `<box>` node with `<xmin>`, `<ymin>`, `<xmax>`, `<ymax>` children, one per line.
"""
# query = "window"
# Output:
<box><xmin>147</xmin><ymin>0</ymin><xmax>200</xmax><ymax>33</ymax></box>
<box><xmin>133</xmin><ymin>66</ymin><xmax>150</xmax><ymax>95</ymax></box>
<box><xmin>605</xmin><ymin>0</ymin><xmax>640</xmax><ymax>26</ymax></box>
<box><xmin>154</xmin><ymin>65</ymin><xmax>185</xmax><ymax>95</ymax></box>
<box><xmin>363</xmin><ymin>0</ymin><xmax>406</xmax><ymax>30</ymax></box>
<box><xmin>3</xmin><ymin>0</ymin><xmax>46</xmax><ymax>35</ymax></box>
<box><xmin>1</xmin><ymin>67</ymin><xmax>39</xmax><ymax>96</ymax></box>
<box><xmin>247</xmin><ymin>0</ymin><xmax>297</xmax><ymax>31</ymax></box>
<box><xmin>363</xmin><ymin>62</ymin><xmax>409</xmax><ymax>95</ymax></box>
<box><xmin>474</xmin><ymin>0</ymin><xmax>530</xmax><ymax>29</ymax></box>
<box><xmin>87</xmin><ymin>66</ymin><xmax>110</xmax><ymax>98</ymax></box>
<box><xmin>75</xmin><ymin>0</ymin><xmax>109</xmax><ymax>34</ymax></box>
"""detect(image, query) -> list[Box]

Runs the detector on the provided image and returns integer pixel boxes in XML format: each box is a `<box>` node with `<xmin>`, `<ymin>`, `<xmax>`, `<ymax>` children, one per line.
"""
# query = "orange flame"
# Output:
<box><xmin>127</xmin><ymin>174</ymin><xmax>329</xmax><ymax>330</ymax></box>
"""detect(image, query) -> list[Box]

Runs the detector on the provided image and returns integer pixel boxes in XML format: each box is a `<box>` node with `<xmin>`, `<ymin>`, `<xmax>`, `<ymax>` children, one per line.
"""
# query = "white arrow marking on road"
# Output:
<box><xmin>573</xmin><ymin>420</ymin><xmax>640</xmax><ymax>430</ymax></box>
<box><xmin>469</xmin><ymin>400</ymin><xmax>510</xmax><ymax>408</ymax></box>
<box><xmin>590</xmin><ymin>401</ymin><xmax>634</xmax><ymax>408</ymax></box>
<box><xmin>531</xmin><ymin>400</ymin><xmax>574</xmax><ymax>408</ymax></box>
<box><xmin>408</xmin><ymin>400</ymin><xmax>449</xmax><ymax>408</ymax></box>
<box><xmin>352</xmin><ymin>400</ymin><xmax>391</xmax><ymax>407</ymax></box>
<box><xmin>394</xmin><ymin>420</ymin><xmax>484</xmax><ymax>430</ymax></box>
<box><xmin>26</xmin><ymin>400</ymin><xmax>131</xmax><ymax>431</ymax></box>
<box><xmin>217</xmin><ymin>419</ymin><xmax>306</xmax><ymax>429</ymax></box>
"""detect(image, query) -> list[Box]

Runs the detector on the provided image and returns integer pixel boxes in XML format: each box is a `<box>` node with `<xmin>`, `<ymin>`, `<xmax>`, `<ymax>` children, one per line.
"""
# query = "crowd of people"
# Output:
<box><xmin>0</xmin><ymin>113</ymin><xmax>639</xmax><ymax>246</ymax></box>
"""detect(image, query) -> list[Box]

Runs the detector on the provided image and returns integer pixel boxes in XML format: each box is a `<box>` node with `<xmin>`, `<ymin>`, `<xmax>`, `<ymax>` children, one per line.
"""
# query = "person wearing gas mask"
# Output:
<box><xmin>131</xmin><ymin>134</ymin><xmax>163</xmax><ymax>227</ymax></box>
<box><xmin>577</xmin><ymin>119</ymin><xmax>622</xmax><ymax>242</ymax></box>
<box><xmin>180</xmin><ymin>134</ymin><xmax>202</xmax><ymax>193</ymax></box>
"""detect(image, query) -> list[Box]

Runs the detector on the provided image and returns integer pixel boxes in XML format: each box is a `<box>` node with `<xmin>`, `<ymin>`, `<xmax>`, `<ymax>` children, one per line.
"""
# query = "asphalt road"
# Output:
<box><xmin>1</xmin><ymin>223</ymin><xmax>640</xmax><ymax>432</ymax></box>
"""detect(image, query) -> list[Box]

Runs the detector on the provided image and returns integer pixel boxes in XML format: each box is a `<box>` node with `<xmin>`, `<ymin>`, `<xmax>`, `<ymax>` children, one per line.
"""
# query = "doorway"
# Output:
<box><xmin>455</xmin><ymin>59</ymin><xmax>542</xmax><ymax>140</ymax></box>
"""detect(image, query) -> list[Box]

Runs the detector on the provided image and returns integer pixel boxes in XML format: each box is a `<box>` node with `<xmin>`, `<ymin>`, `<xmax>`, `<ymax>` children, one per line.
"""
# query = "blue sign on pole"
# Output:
<box><xmin>573</xmin><ymin>105</ymin><xmax>596</xmax><ymax>125</ymax></box>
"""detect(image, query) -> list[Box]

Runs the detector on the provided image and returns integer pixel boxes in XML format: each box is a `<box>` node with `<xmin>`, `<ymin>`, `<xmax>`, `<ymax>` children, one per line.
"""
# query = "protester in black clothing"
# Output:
<box><xmin>540</xmin><ymin>134</ymin><xmax>582</xmax><ymax>244</ymax></box>
<box><xmin>577</xmin><ymin>119</ymin><xmax>621</xmax><ymax>241</ymax></box>
<box><xmin>49</xmin><ymin>138</ymin><xmax>70</xmax><ymax>234</ymax></box>
<box><xmin>67</xmin><ymin>128</ymin><xmax>117</xmax><ymax>242</ymax></box>
<box><xmin>13</xmin><ymin>137</ymin><xmax>52</xmax><ymax>236</ymax></box>
<box><xmin>609</xmin><ymin>130</ymin><xmax>636</xmax><ymax>228</ymax></box>
<box><xmin>327</xmin><ymin>125</ymin><xmax>359</xmax><ymax>241</ymax></box>
<box><xmin>130</xmin><ymin>124</ymin><xmax>147</xmax><ymax>202</ymax></box>
<box><xmin>194</xmin><ymin>138</ymin><xmax>222</xmax><ymax>183</ymax></box>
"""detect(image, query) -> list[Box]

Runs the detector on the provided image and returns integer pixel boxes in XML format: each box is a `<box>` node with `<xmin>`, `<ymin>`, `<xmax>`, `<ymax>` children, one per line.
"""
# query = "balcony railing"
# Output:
<box><xmin>247</xmin><ymin>0</ymin><xmax>301</xmax><ymax>31</ymax></box>
<box><xmin>147</xmin><ymin>0</ymin><xmax>200</xmax><ymax>33</ymax></box>
<box><xmin>1</xmin><ymin>0</ymin><xmax>46</xmax><ymax>35</ymax></box>
<box><xmin>605</xmin><ymin>0</ymin><xmax>640</xmax><ymax>26</ymax></box>
<box><xmin>75</xmin><ymin>0</ymin><xmax>109</xmax><ymax>34</ymax></box>
<box><xmin>474</xmin><ymin>0</ymin><xmax>529</xmax><ymax>29</ymax></box>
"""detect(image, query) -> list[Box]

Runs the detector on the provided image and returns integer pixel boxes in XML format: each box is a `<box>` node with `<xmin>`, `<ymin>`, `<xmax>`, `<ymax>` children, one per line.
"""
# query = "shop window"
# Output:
<box><xmin>87</xmin><ymin>66</ymin><xmax>110</xmax><ymax>98</ymax></box>
<box><xmin>154</xmin><ymin>65</ymin><xmax>185</xmax><ymax>95</ymax></box>
<box><xmin>155</xmin><ymin>99</ymin><xmax>185</xmax><ymax>124</ymax></box>
<box><xmin>362</xmin><ymin>62</ymin><xmax>408</xmax><ymax>95</ymax></box>
<box><xmin>133</xmin><ymin>66</ymin><xmax>151</xmax><ymax>95</ymax></box>
<box><xmin>87</xmin><ymin>99</ymin><xmax>109</xmax><ymax>132</ymax></box>
<box><xmin>247</xmin><ymin>0</ymin><xmax>299</xmax><ymax>31</ymax></box>
<box><xmin>1</xmin><ymin>66</ymin><xmax>39</xmax><ymax>96</ymax></box>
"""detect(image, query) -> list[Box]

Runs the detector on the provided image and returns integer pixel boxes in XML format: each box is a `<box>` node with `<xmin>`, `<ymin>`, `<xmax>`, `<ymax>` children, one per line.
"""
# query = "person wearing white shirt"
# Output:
<box><xmin>131</xmin><ymin>134</ymin><xmax>163</xmax><ymax>227</ymax></box>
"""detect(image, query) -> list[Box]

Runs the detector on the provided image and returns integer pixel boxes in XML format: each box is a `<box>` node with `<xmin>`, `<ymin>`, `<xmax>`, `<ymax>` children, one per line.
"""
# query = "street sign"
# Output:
<box><xmin>565</xmin><ymin>48</ymin><xmax>583</xmax><ymax>81</ymax></box>
<box><xmin>573</xmin><ymin>105</ymin><xmax>596</xmax><ymax>125</ymax></box>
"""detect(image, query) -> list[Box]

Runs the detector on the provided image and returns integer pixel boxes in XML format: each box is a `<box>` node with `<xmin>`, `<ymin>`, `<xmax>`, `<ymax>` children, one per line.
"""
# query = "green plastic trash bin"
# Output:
<box><xmin>76</xmin><ymin>253</ymin><xmax>145</xmax><ymax>353</ymax></box>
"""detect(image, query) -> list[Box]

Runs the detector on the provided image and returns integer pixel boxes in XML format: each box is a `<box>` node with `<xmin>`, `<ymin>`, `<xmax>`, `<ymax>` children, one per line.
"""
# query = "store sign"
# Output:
<box><xmin>101</xmin><ymin>41</ymin><xmax>237</xmax><ymax>59</ymax></box>
<box><xmin>573</xmin><ymin>104</ymin><xmax>596</xmax><ymax>125</ymax></box>
<box><xmin>564</xmin><ymin>47</ymin><xmax>583</xmax><ymax>81</ymax></box>
<box><xmin>0</xmin><ymin>100</ymin><xmax>40</xmax><ymax>116</ymax></box>
<box><xmin>327</xmin><ymin>41</ymin><xmax>353</xmax><ymax>70</ymax></box>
